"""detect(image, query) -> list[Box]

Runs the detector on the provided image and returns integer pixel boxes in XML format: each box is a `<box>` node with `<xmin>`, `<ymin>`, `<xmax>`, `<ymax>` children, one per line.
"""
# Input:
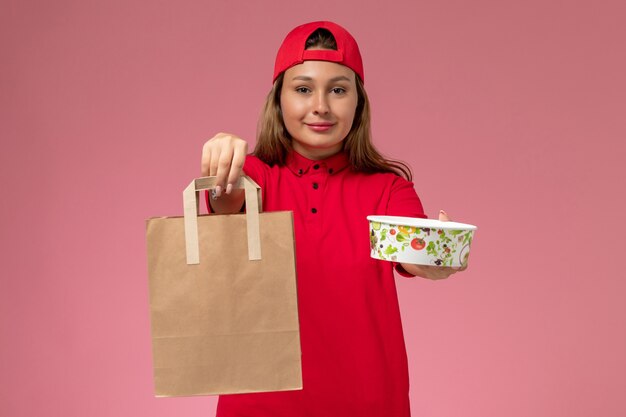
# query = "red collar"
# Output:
<box><xmin>285</xmin><ymin>150</ymin><xmax>350</xmax><ymax>177</ymax></box>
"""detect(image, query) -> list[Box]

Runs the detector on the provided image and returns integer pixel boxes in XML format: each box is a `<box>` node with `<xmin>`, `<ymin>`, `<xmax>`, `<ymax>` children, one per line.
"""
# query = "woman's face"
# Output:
<box><xmin>280</xmin><ymin>60</ymin><xmax>358</xmax><ymax>160</ymax></box>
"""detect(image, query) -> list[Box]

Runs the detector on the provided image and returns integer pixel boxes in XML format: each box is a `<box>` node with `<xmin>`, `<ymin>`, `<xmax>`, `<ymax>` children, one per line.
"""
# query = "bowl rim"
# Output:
<box><xmin>367</xmin><ymin>215</ymin><xmax>477</xmax><ymax>231</ymax></box>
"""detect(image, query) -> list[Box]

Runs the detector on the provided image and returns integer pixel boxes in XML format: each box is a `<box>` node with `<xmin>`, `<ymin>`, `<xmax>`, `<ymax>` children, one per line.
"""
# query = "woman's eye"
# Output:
<box><xmin>331</xmin><ymin>87</ymin><xmax>346</xmax><ymax>94</ymax></box>
<box><xmin>295</xmin><ymin>87</ymin><xmax>311</xmax><ymax>93</ymax></box>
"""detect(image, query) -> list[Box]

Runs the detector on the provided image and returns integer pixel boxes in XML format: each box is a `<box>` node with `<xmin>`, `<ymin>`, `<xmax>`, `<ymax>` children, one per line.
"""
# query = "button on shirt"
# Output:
<box><xmin>216</xmin><ymin>150</ymin><xmax>426</xmax><ymax>417</ymax></box>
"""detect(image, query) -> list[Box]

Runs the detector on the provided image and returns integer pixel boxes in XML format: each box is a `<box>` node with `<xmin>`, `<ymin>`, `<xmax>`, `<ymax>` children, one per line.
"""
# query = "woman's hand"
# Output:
<box><xmin>201</xmin><ymin>133</ymin><xmax>248</xmax><ymax>213</ymax></box>
<box><xmin>201</xmin><ymin>132</ymin><xmax>249</xmax><ymax>196</ymax></box>
<box><xmin>399</xmin><ymin>210</ymin><xmax>468</xmax><ymax>280</ymax></box>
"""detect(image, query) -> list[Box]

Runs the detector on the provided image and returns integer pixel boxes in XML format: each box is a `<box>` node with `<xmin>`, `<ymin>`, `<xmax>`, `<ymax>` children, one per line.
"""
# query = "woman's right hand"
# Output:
<box><xmin>201</xmin><ymin>132</ymin><xmax>248</xmax><ymax>197</ymax></box>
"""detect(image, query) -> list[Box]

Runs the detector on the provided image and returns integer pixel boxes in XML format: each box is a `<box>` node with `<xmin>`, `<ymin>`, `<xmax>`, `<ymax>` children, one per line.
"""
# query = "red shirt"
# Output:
<box><xmin>216</xmin><ymin>150</ymin><xmax>426</xmax><ymax>417</ymax></box>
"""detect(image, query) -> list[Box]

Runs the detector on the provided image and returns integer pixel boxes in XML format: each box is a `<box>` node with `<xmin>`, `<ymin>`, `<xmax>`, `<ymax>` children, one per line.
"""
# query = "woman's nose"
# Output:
<box><xmin>312</xmin><ymin>92</ymin><xmax>330</xmax><ymax>114</ymax></box>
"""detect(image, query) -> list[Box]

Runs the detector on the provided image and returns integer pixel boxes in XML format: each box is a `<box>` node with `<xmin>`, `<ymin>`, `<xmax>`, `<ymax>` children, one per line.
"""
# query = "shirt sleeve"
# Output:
<box><xmin>386</xmin><ymin>175</ymin><xmax>427</xmax><ymax>219</ymax></box>
<box><xmin>241</xmin><ymin>154</ymin><xmax>267</xmax><ymax>190</ymax></box>
<box><xmin>386</xmin><ymin>175</ymin><xmax>428</xmax><ymax>277</ymax></box>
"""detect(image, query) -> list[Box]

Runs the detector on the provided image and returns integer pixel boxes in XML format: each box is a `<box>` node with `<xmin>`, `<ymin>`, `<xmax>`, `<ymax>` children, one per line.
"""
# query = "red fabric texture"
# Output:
<box><xmin>215</xmin><ymin>150</ymin><xmax>426</xmax><ymax>417</ymax></box>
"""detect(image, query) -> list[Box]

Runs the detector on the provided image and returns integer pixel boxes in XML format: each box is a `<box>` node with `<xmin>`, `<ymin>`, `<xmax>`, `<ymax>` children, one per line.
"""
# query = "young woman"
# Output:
<box><xmin>201</xmin><ymin>21</ymin><xmax>465</xmax><ymax>417</ymax></box>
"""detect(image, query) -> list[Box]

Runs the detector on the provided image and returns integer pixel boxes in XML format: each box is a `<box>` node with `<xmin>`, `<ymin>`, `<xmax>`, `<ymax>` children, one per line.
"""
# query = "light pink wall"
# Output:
<box><xmin>2</xmin><ymin>1</ymin><xmax>625</xmax><ymax>416</ymax></box>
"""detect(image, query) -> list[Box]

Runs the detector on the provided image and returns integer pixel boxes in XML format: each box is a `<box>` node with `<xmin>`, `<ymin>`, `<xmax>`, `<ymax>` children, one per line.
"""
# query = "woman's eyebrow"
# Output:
<box><xmin>329</xmin><ymin>76</ymin><xmax>352</xmax><ymax>82</ymax></box>
<box><xmin>291</xmin><ymin>75</ymin><xmax>352</xmax><ymax>82</ymax></box>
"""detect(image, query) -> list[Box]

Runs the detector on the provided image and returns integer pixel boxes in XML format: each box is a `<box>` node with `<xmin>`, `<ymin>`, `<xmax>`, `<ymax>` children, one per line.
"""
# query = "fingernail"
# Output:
<box><xmin>440</xmin><ymin>210</ymin><xmax>447</xmax><ymax>215</ymax></box>
<box><xmin>215</xmin><ymin>185</ymin><xmax>222</xmax><ymax>197</ymax></box>
<box><xmin>225</xmin><ymin>183</ymin><xmax>233</xmax><ymax>194</ymax></box>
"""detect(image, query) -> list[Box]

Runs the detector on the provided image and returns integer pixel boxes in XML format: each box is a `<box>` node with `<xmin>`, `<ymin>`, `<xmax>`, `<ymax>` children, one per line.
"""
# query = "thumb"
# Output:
<box><xmin>438</xmin><ymin>210</ymin><xmax>451</xmax><ymax>222</ymax></box>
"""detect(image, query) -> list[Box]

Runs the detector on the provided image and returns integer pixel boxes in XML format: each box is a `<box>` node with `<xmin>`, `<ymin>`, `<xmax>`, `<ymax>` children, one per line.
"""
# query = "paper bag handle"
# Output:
<box><xmin>183</xmin><ymin>176</ymin><xmax>263</xmax><ymax>264</ymax></box>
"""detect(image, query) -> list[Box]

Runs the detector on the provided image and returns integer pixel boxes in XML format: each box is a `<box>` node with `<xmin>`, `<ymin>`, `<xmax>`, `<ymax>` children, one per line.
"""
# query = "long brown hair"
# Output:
<box><xmin>254</xmin><ymin>29</ymin><xmax>412</xmax><ymax>181</ymax></box>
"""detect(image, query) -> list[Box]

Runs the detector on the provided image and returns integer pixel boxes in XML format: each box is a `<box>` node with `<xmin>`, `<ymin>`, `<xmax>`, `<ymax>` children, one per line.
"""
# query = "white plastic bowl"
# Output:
<box><xmin>367</xmin><ymin>216</ymin><xmax>477</xmax><ymax>267</ymax></box>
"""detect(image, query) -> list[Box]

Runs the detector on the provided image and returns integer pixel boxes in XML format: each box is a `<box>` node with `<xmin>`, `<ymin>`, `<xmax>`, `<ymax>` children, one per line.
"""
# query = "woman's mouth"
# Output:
<box><xmin>306</xmin><ymin>123</ymin><xmax>334</xmax><ymax>132</ymax></box>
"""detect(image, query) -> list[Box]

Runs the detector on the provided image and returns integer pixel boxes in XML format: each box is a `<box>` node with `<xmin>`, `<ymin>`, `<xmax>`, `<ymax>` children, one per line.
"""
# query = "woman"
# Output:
<box><xmin>201</xmin><ymin>21</ymin><xmax>465</xmax><ymax>416</ymax></box>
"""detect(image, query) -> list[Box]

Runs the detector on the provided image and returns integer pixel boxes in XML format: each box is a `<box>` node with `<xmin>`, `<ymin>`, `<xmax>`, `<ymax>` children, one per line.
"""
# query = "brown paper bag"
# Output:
<box><xmin>145</xmin><ymin>176</ymin><xmax>302</xmax><ymax>397</ymax></box>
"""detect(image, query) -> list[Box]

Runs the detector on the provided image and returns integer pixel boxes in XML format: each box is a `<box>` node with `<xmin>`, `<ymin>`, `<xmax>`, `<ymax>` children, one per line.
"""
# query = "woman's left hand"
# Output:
<box><xmin>399</xmin><ymin>210</ymin><xmax>468</xmax><ymax>280</ymax></box>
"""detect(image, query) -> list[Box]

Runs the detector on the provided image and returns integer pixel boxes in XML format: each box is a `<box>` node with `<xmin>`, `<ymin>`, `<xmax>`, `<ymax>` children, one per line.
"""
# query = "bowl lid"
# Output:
<box><xmin>367</xmin><ymin>215</ymin><xmax>477</xmax><ymax>231</ymax></box>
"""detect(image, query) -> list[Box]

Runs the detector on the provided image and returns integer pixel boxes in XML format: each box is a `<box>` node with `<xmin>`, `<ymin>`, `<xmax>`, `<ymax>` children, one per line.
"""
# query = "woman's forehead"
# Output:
<box><xmin>283</xmin><ymin>60</ymin><xmax>356</xmax><ymax>83</ymax></box>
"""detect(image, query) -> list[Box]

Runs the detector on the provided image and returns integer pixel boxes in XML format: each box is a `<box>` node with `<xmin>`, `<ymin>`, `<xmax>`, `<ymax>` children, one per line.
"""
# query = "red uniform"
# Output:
<box><xmin>216</xmin><ymin>150</ymin><xmax>426</xmax><ymax>417</ymax></box>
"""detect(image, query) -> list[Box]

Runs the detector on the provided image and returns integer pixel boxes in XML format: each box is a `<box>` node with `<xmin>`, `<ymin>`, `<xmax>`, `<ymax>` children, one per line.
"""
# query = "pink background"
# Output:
<box><xmin>2</xmin><ymin>0</ymin><xmax>625</xmax><ymax>416</ymax></box>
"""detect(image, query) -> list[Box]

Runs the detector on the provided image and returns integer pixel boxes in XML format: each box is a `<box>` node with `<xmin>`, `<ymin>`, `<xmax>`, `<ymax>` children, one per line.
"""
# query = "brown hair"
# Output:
<box><xmin>254</xmin><ymin>29</ymin><xmax>412</xmax><ymax>181</ymax></box>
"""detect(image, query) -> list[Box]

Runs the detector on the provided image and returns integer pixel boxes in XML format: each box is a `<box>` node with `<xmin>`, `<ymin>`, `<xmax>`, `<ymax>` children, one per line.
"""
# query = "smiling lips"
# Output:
<box><xmin>306</xmin><ymin>122</ymin><xmax>335</xmax><ymax>132</ymax></box>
